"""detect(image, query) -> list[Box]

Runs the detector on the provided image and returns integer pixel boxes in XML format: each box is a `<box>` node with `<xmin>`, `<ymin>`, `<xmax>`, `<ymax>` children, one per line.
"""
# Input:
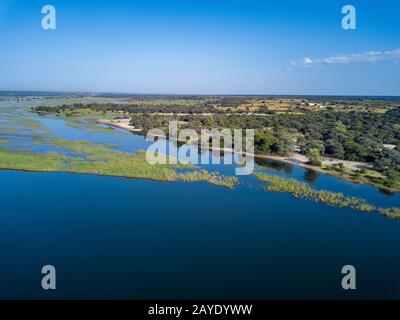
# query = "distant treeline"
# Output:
<box><xmin>34</xmin><ymin>102</ymin><xmax>213</xmax><ymax>114</ymax></box>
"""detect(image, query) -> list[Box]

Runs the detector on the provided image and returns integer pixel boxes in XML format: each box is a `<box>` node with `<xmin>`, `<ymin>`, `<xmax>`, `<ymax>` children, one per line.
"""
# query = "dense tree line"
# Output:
<box><xmin>129</xmin><ymin>109</ymin><xmax>400</xmax><ymax>187</ymax></box>
<box><xmin>34</xmin><ymin>102</ymin><xmax>213</xmax><ymax>114</ymax></box>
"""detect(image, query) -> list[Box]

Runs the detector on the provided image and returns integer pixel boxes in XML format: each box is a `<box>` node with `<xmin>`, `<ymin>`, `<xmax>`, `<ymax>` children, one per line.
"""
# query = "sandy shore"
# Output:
<box><xmin>206</xmin><ymin>146</ymin><xmax>373</xmax><ymax>174</ymax></box>
<box><xmin>91</xmin><ymin>118</ymin><xmax>395</xmax><ymax>190</ymax></box>
<box><xmin>97</xmin><ymin>118</ymin><xmax>375</xmax><ymax>175</ymax></box>
<box><xmin>97</xmin><ymin>118</ymin><xmax>142</xmax><ymax>132</ymax></box>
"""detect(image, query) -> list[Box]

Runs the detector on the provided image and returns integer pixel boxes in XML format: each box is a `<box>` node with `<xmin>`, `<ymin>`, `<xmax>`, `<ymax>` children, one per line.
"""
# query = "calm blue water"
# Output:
<box><xmin>0</xmin><ymin>108</ymin><xmax>399</xmax><ymax>299</ymax></box>
<box><xmin>1</xmin><ymin>171</ymin><xmax>400</xmax><ymax>299</ymax></box>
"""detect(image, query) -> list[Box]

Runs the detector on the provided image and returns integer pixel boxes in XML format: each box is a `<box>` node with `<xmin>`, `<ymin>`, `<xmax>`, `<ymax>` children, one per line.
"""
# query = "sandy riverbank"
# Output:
<box><xmin>93</xmin><ymin>118</ymin><xmax>397</xmax><ymax>191</ymax></box>
<box><xmin>206</xmin><ymin>146</ymin><xmax>374</xmax><ymax>174</ymax></box>
<box><xmin>96</xmin><ymin>118</ymin><xmax>383</xmax><ymax>181</ymax></box>
<box><xmin>97</xmin><ymin>118</ymin><xmax>371</xmax><ymax>172</ymax></box>
<box><xmin>97</xmin><ymin>119</ymin><xmax>142</xmax><ymax>132</ymax></box>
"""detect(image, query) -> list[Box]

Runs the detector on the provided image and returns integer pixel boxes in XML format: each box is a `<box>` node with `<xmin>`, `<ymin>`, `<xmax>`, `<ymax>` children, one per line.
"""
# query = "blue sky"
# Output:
<box><xmin>0</xmin><ymin>0</ymin><xmax>399</xmax><ymax>95</ymax></box>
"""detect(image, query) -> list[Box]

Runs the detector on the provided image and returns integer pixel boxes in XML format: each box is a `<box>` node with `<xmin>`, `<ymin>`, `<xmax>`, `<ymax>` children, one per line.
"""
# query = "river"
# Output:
<box><xmin>0</xmin><ymin>98</ymin><xmax>399</xmax><ymax>299</ymax></box>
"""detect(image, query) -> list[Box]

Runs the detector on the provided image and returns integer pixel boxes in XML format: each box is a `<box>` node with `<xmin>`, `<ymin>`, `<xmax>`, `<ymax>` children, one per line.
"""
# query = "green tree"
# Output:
<box><xmin>306</xmin><ymin>148</ymin><xmax>322</xmax><ymax>166</ymax></box>
<box><xmin>271</xmin><ymin>130</ymin><xmax>294</xmax><ymax>156</ymax></box>
<box><xmin>254</xmin><ymin>133</ymin><xmax>278</xmax><ymax>154</ymax></box>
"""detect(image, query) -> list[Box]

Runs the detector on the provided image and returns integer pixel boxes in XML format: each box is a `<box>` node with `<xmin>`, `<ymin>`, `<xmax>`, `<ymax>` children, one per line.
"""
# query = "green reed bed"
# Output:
<box><xmin>0</xmin><ymin>138</ymin><xmax>238</xmax><ymax>188</ymax></box>
<box><xmin>174</xmin><ymin>170</ymin><xmax>238</xmax><ymax>189</ymax></box>
<box><xmin>254</xmin><ymin>173</ymin><xmax>400</xmax><ymax>219</ymax></box>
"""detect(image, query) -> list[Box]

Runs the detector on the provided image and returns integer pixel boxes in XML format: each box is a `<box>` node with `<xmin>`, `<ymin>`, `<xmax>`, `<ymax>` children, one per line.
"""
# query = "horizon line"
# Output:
<box><xmin>1</xmin><ymin>89</ymin><xmax>400</xmax><ymax>99</ymax></box>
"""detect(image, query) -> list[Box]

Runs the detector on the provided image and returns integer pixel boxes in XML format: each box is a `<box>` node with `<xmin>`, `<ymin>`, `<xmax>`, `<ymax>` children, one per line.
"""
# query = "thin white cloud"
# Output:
<box><xmin>290</xmin><ymin>49</ymin><xmax>400</xmax><ymax>68</ymax></box>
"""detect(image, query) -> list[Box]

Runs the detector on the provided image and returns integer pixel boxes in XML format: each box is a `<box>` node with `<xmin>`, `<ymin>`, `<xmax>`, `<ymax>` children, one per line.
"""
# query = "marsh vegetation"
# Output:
<box><xmin>254</xmin><ymin>172</ymin><xmax>400</xmax><ymax>219</ymax></box>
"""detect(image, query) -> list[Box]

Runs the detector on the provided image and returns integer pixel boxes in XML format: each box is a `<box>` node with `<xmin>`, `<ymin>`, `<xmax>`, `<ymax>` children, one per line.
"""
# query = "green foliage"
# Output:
<box><xmin>254</xmin><ymin>132</ymin><xmax>278</xmax><ymax>154</ymax></box>
<box><xmin>270</xmin><ymin>130</ymin><xmax>295</xmax><ymax>156</ymax></box>
<box><xmin>343</xmin><ymin>139</ymin><xmax>368</xmax><ymax>161</ymax></box>
<box><xmin>378</xmin><ymin>208</ymin><xmax>400</xmax><ymax>219</ymax></box>
<box><xmin>330</xmin><ymin>163</ymin><xmax>346</xmax><ymax>174</ymax></box>
<box><xmin>174</xmin><ymin>170</ymin><xmax>238</xmax><ymax>188</ymax></box>
<box><xmin>301</xmin><ymin>139</ymin><xmax>325</xmax><ymax>155</ymax></box>
<box><xmin>254</xmin><ymin>171</ymin><xmax>400</xmax><ymax>217</ymax></box>
<box><xmin>254</xmin><ymin>173</ymin><xmax>377</xmax><ymax>213</ymax></box>
<box><xmin>0</xmin><ymin>138</ymin><xmax>239</xmax><ymax>189</ymax></box>
<box><xmin>306</xmin><ymin>148</ymin><xmax>322</xmax><ymax>166</ymax></box>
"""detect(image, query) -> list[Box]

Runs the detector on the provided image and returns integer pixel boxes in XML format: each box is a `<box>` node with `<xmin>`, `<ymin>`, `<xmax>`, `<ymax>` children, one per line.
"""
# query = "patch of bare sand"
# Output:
<box><xmin>97</xmin><ymin>119</ymin><xmax>142</xmax><ymax>132</ymax></box>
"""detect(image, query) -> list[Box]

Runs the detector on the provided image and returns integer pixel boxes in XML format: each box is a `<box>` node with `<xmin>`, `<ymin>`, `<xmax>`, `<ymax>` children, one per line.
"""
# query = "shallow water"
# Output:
<box><xmin>0</xmin><ymin>98</ymin><xmax>399</xmax><ymax>299</ymax></box>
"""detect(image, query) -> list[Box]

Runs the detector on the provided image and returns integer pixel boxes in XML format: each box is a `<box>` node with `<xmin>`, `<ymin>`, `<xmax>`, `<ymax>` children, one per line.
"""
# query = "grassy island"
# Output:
<box><xmin>378</xmin><ymin>208</ymin><xmax>400</xmax><ymax>219</ymax></box>
<box><xmin>254</xmin><ymin>173</ymin><xmax>400</xmax><ymax>219</ymax></box>
<box><xmin>254</xmin><ymin>173</ymin><xmax>376</xmax><ymax>212</ymax></box>
<box><xmin>0</xmin><ymin>138</ymin><xmax>238</xmax><ymax>189</ymax></box>
<box><xmin>174</xmin><ymin>170</ymin><xmax>238</xmax><ymax>189</ymax></box>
